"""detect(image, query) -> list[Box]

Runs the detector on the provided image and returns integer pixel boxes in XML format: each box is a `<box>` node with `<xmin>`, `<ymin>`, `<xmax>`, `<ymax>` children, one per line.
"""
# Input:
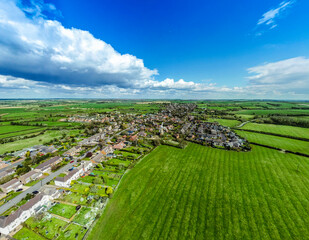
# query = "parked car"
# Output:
<box><xmin>16</xmin><ymin>188</ymin><xmax>23</xmax><ymax>192</ymax></box>
<box><xmin>76</xmin><ymin>205</ymin><xmax>81</xmax><ymax>211</ymax></box>
<box><xmin>68</xmin><ymin>167</ymin><xmax>74</xmax><ymax>171</ymax></box>
<box><xmin>32</xmin><ymin>190</ymin><xmax>39</xmax><ymax>195</ymax></box>
<box><xmin>70</xmin><ymin>160</ymin><xmax>74</xmax><ymax>163</ymax></box>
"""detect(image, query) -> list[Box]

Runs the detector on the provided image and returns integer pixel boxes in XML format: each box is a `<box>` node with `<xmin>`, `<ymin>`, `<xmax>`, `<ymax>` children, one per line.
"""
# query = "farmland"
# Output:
<box><xmin>239</xmin><ymin>123</ymin><xmax>309</xmax><ymax>139</ymax></box>
<box><xmin>88</xmin><ymin>143</ymin><xmax>309</xmax><ymax>240</ymax></box>
<box><xmin>235</xmin><ymin>130</ymin><xmax>309</xmax><ymax>155</ymax></box>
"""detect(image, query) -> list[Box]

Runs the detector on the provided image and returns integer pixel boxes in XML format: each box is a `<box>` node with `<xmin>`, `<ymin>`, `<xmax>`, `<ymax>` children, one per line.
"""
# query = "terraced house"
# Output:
<box><xmin>0</xmin><ymin>189</ymin><xmax>60</xmax><ymax>235</ymax></box>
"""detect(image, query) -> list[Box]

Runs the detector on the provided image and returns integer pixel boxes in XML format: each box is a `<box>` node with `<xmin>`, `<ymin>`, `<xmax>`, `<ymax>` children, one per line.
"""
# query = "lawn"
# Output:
<box><xmin>49</xmin><ymin>203</ymin><xmax>77</xmax><ymax>219</ymax></box>
<box><xmin>25</xmin><ymin>216</ymin><xmax>67</xmax><ymax>239</ymax></box>
<box><xmin>25</xmin><ymin>179</ymin><xmax>41</xmax><ymax>186</ymax></box>
<box><xmin>88</xmin><ymin>143</ymin><xmax>309</xmax><ymax>240</ymax></box>
<box><xmin>236</xmin><ymin>130</ymin><xmax>309</xmax><ymax>155</ymax></box>
<box><xmin>13</xmin><ymin>227</ymin><xmax>45</xmax><ymax>240</ymax></box>
<box><xmin>240</xmin><ymin>123</ymin><xmax>309</xmax><ymax>139</ymax></box>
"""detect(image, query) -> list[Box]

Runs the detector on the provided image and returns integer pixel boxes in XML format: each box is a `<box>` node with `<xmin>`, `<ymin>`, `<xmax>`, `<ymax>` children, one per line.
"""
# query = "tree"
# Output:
<box><xmin>105</xmin><ymin>186</ymin><xmax>113</xmax><ymax>195</ymax></box>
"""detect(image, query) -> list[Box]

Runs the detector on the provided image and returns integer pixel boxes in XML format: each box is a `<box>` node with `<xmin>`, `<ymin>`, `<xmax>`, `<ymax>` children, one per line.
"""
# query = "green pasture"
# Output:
<box><xmin>88</xmin><ymin>143</ymin><xmax>309</xmax><ymax>240</ymax></box>
<box><xmin>236</xmin><ymin>130</ymin><xmax>309</xmax><ymax>155</ymax></box>
<box><xmin>240</xmin><ymin>123</ymin><xmax>309</xmax><ymax>139</ymax></box>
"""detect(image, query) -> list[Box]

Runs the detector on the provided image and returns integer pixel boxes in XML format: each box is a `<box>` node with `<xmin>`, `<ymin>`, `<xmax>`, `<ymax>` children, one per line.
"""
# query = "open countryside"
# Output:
<box><xmin>89</xmin><ymin>143</ymin><xmax>309</xmax><ymax>240</ymax></box>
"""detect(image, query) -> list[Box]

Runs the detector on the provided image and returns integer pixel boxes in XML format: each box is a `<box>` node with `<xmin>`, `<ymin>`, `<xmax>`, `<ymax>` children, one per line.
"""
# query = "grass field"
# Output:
<box><xmin>0</xmin><ymin>129</ymin><xmax>79</xmax><ymax>154</ymax></box>
<box><xmin>240</xmin><ymin>123</ymin><xmax>309</xmax><ymax>139</ymax></box>
<box><xmin>207</xmin><ymin>118</ymin><xmax>240</xmax><ymax>127</ymax></box>
<box><xmin>236</xmin><ymin>130</ymin><xmax>309</xmax><ymax>155</ymax></box>
<box><xmin>234</xmin><ymin>109</ymin><xmax>309</xmax><ymax>116</ymax></box>
<box><xmin>88</xmin><ymin>143</ymin><xmax>309</xmax><ymax>240</ymax></box>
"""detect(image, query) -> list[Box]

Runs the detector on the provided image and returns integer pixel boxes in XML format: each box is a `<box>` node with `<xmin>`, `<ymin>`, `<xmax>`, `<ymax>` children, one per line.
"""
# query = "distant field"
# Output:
<box><xmin>0</xmin><ymin>128</ymin><xmax>46</xmax><ymax>139</ymax></box>
<box><xmin>240</xmin><ymin>123</ymin><xmax>309</xmax><ymax>139</ymax></box>
<box><xmin>0</xmin><ymin>125</ymin><xmax>42</xmax><ymax>135</ymax></box>
<box><xmin>234</xmin><ymin>109</ymin><xmax>309</xmax><ymax>116</ymax></box>
<box><xmin>236</xmin><ymin>130</ymin><xmax>309</xmax><ymax>155</ymax></box>
<box><xmin>207</xmin><ymin>118</ymin><xmax>240</xmax><ymax>127</ymax></box>
<box><xmin>88</xmin><ymin>143</ymin><xmax>309</xmax><ymax>240</ymax></box>
<box><xmin>0</xmin><ymin>130</ymin><xmax>79</xmax><ymax>154</ymax></box>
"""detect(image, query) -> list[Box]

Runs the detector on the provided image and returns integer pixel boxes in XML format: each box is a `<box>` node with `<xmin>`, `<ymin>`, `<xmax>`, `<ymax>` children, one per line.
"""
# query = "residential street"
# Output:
<box><xmin>0</xmin><ymin>146</ymin><xmax>97</xmax><ymax>215</ymax></box>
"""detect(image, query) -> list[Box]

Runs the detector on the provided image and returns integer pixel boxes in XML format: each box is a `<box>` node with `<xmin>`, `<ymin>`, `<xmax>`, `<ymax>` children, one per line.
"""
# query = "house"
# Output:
<box><xmin>130</xmin><ymin>134</ymin><xmax>138</xmax><ymax>142</ymax></box>
<box><xmin>63</xmin><ymin>146</ymin><xmax>81</xmax><ymax>157</ymax></box>
<box><xmin>0</xmin><ymin>189</ymin><xmax>60</xmax><ymax>235</ymax></box>
<box><xmin>113</xmin><ymin>142</ymin><xmax>126</xmax><ymax>150</ymax></box>
<box><xmin>81</xmin><ymin>161</ymin><xmax>92</xmax><ymax>172</ymax></box>
<box><xmin>19</xmin><ymin>170</ymin><xmax>42</xmax><ymax>184</ymax></box>
<box><xmin>54</xmin><ymin>168</ymin><xmax>83</xmax><ymax>188</ymax></box>
<box><xmin>0</xmin><ymin>179</ymin><xmax>23</xmax><ymax>193</ymax></box>
<box><xmin>102</xmin><ymin>145</ymin><xmax>113</xmax><ymax>155</ymax></box>
<box><xmin>0</xmin><ymin>169</ymin><xmax>15</xmax><ymax>181</ymax></box>
<box><xmin>35</xmin><ymin>156</ymin><xmax>62</xmax><ymax>173</ymax></box>
<box><xmin>91</xmin><ymin>152</ymin><xmax>104</xmax><ymax>163</ymax></box>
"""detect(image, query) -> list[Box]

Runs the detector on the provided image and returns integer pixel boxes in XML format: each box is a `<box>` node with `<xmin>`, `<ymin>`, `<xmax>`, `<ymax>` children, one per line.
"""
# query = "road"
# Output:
<box><xmin>0</xmin><ymin>128</ymin><xmax>127</xmax><ymax>215</ymax></box>
<box><xmin>236</xmin><ymin>121</ymin><xmax>250</xmax><ymax>128</ymax></box>
<box><xmin>0</xmin><ymin>146</ymin><xmax>98</xmax><ymax>215</ymax></box>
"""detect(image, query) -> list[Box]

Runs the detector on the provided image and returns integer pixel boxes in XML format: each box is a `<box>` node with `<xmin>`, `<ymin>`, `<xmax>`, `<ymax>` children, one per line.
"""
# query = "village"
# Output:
<box><xmin>0</xmin><ymin>103</ymin><xmax>248</xmax><ymax>239</ymax></box>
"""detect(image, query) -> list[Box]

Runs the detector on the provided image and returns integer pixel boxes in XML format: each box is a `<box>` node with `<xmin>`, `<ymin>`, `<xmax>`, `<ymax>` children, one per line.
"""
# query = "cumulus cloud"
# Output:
<box><xmin>247</xmin><ymin>57</ymin><xmax>309</xmax><ymax>94</ymax></box>
<box><xmin>257</xmin><ymin>1</ymin><xmax>294</xmax><ymax>30</ymax></box>
<box><xmin>0</xmin><ymin>0</ymin><xmax>158</xmax><ymax>89</ymax></box>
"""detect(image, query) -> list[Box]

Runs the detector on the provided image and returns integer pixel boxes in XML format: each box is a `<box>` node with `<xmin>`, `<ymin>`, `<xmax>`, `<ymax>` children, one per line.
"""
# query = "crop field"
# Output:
<box><xmin>235</xmin><ymin>130</ymin><xmax>309</xmax><ymax>155</ymax></box>
<box><xmin>240</xmin><ymin>123</ymin><xmax>309</xmax><ymax>139</ymax></box>
<box><xmin>88</xmin><ymin>143</ymin><xmax>309</xmax><ymax>240</ymax></box>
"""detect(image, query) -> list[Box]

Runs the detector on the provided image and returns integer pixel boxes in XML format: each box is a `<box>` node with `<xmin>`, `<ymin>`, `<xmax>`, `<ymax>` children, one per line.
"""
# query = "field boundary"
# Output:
<box><xmin>83</xmin><ymin>146</ymin><xmax>157</xmax><ymax>240</ymax></box>
<box><xmin>250</xmin><ymin>142</ymin><xmax>309</xmax><ymax>158</ymax></box>
<box><xmin>234</xmin><ymin>128</ymin><xmax>309</xmax><ymax>141</ymax></box>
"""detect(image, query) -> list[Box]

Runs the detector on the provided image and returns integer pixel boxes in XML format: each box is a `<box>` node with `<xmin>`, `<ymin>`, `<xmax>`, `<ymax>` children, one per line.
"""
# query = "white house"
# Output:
<box><xmin>19</xmin><ymin>170</ymin><xmax>42</xmax><ymax>184</ymax></box>
<box><xmin>0</xmin><ymin>179</ymin><xmax>23</xmax><ymax>193</ymax></box>
<box><xmin>35</xmin><ymin>156</ymin><xmax>62</xmax><ymax>173</ymax></box>
<box><xmin>54</xmin><ymin>161</ymin><xmax>92</xmax><ymax>188</ymax></box>
<box><xmin>0</xmin><ymin>188</ymin><xmax>60</xmax><ymax>235</ymax></box>
<box><xmin>54</xmin><ymin>168</ymin><xmax>83</xmax><ymax>188</ymax></box>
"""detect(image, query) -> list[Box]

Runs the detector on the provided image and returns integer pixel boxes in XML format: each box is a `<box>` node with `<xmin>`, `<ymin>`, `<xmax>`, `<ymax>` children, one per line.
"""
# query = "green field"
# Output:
<box><xmin>0</xmin><ymin>129</ymin><xmax>79</xmax><ymax>154</ymax></box>
<box><xmin>240</xmin><ymin>123</ymin><xmax>309</xmax><ymax>139</ymax></box>
<box><xmin>234</xmin><ymin>109</ymin><xmax>309</xmax><ymax>116</ymax></box>
<box><xmin>88</xmin><ymin>143</ymin><xmax>309</xmax><ymax>240</ymax></box>
<box><xmin>207</xmin><ymin>118</ymin><xmax>241</xmax><ymax>127</ymax></box>
<box><xmin>236</xmin><ymin>130</ymin><xmax>309</xmax><ymax>155</ymax></box>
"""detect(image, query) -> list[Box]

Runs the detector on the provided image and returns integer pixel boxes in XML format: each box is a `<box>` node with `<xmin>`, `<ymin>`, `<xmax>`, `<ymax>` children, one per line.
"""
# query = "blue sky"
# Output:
<box><xmin>0</xmin><ymin>0</ymin><xmax>308</xmax><ymax>99</ymax></box>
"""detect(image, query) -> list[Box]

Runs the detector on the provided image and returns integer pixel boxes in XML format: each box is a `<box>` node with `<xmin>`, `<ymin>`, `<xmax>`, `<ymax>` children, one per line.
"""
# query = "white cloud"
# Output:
<box><xmin>257</xmin><ymin>1</ymin><xmax>294</xmax><ymax>30</ymax></box>
<box><xmin>0</xmin><ymin>0</ymin><xmax>158</xmax><ymax>88</ymax></box>
<box><xmin>247</xmin><ymin>57</ymin><xmax>309</xmax><ymax>87</ymax></box>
